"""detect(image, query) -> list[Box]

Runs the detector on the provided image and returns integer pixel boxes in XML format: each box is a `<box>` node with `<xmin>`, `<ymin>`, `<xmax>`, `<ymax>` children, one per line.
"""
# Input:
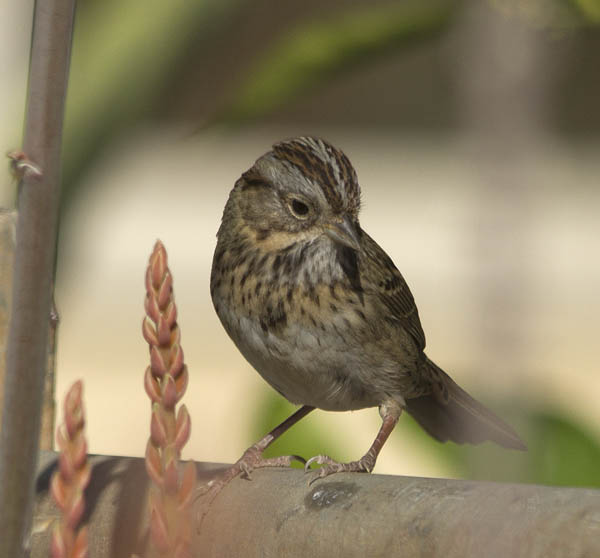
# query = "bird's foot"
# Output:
<box><xmin>304</xmin><ymin>453</ymin><xmax>375</xmax><ymax>484</ymax></box>
<box><xmin>235</xmin><ymin>445</ymin><xmax>306</xmax><ymax>480</ymax></box>
<box><xmin>195</xmin><ymin>445</ymin><xmax>306</xmax><ymax>528</ymax></box>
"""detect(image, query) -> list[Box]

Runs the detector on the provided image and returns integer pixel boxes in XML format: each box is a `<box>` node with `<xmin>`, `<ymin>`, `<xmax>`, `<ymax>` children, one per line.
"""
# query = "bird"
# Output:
<box><xmin>210</xmin><ymin>136</ymin><xmax>526</xmax><ymax>482</ymax></box>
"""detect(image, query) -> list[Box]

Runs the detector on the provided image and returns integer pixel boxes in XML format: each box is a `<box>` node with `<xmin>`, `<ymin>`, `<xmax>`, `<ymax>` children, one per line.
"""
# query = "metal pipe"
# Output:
<box><xmin>0</xmin><ymin>210</ymin><xmax>16</xmax><ymax>422</ymax></box>
<box><xmin>0</xmin><ymin>0</ymin><xmax>75</xmax><ymax>555</ymax></box>
<box><xmin>32</xmin><ymin>452</ymin><xmax>600</xmax><ymax>557</ymax></box>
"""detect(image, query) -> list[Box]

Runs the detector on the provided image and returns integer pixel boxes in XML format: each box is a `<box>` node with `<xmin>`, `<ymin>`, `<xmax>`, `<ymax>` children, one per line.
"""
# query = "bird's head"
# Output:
<box><xmin>222</xmin><ymin>137</ymin><xmax>362</xmax><ymax>252</ymax></box>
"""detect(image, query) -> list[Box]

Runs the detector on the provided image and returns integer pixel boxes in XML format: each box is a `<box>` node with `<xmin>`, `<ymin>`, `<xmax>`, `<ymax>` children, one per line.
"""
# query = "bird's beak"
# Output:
<box><xmin>325</xmin><ymin>216</ymin><xmax>361</xmax><ymax>251</ymax></box>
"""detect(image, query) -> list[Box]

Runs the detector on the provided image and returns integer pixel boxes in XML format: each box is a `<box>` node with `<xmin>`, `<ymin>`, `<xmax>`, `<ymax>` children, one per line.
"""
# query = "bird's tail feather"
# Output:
<box><xmin>405</xmin><ymin>358</ymin><xmax>526</xmax><ymax>451</ymax></box>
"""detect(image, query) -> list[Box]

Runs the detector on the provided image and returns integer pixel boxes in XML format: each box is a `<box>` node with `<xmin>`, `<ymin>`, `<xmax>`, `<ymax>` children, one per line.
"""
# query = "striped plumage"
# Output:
<box><xmin>211</xmin><ymin>136</ymin><xmax>525</xmax><ymax>481</ymax></box>
<box><xmin>272</xmin><ymin>137</ymin><xmax>361</xmax><ymax>215</ymax></box>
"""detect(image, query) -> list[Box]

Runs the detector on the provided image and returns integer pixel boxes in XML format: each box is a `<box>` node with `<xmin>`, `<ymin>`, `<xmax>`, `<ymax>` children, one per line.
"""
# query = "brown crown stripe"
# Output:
<box><xmin>272</xmin><ymin>137</ymin><xmax>360</xmax><ymax>214</ymax></box>
<box><xmin>241</xmin><ymin>168</ymin><xmax>271</xmax><ymax>189</ymax></box>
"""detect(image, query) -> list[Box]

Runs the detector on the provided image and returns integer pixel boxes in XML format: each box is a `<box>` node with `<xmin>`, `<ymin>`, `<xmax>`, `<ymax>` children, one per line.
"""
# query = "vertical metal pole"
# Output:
<box><xmin>0</xmin><ymin>0</ymin><xmax>76</xmax><ymax>555</ymax></box>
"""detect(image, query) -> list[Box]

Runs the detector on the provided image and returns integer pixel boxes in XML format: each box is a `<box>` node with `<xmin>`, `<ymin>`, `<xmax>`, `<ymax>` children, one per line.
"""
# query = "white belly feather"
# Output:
<box><xmin>216</xmin><ymin>299</ymin><xmax>379</xmax><ymax>411</ymax></box>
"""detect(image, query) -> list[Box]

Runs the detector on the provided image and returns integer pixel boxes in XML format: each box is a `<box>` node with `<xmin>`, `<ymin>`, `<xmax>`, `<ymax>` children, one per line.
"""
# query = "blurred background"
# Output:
<box><xmin>2</xmin><ymin>0</ymin><xmax>599</xmax><ymax>486</ymax></box>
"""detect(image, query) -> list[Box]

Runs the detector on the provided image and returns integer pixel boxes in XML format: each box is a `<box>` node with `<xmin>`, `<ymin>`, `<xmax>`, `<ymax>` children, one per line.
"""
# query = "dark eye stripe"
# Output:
<box><xmin>241</xmin><ymin>169</ymin><xmax>272</xmax><ymax>189</ymax></box>
<box><xmin>245</xmin><ymin>178</ymin><xmax>266</xmax><ymax>187</ymax></box>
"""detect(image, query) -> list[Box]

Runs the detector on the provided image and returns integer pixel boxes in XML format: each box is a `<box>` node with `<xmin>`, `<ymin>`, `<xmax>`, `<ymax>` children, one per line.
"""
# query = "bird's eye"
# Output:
<box><xmin>290</xmin><ymin>199</ymin><xmax>310</xmax><ymax>218</ymax></box>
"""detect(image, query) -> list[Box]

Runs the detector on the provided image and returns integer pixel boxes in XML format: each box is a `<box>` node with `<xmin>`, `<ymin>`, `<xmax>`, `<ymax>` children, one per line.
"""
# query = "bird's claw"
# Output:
<box><xmin>304</xmin><ymin>454</ymin><xmax>336</xmax><ymax>472</ymax></box>
<box><xmin>239</xmin><ymin>453</ymin><xmax>306</xmax><ymax>479</ymax></box>
<box><xmin>305</xmin><ymin>454</ymin><xmax>373</xmax><ymax>484</ymax></box>
<box><xmin>195</xmin><ymin>451</ymin><xmax>306</xmax><ymax>530</ymax></box>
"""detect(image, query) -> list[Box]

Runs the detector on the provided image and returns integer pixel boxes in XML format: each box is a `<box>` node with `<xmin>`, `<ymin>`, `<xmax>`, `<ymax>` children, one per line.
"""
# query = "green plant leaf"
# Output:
<box><xmin>225</xmin><ymin>0</ymin><xmax>455</xmax><ymax>122</ymax></box>
<box><xmin>399</xmin><ymin>405</ymin><xmax>600</xmax><ymax>487</ymax></box>
<box><xmin>570</xmin><ymin>0</ymin><xmax>600</xmax><ymax>22</ymax></box>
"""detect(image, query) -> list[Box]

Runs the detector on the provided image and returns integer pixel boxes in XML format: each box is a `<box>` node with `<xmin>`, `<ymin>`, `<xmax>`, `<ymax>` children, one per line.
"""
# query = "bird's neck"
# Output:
<box><xmin>215</xmin><ymin>224</ymin><xmax>347</xmax><ymax>290</ymax></box>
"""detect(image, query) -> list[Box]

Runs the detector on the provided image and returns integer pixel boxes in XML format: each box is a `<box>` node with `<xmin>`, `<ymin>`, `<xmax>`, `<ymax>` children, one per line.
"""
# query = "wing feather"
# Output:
<box><xmin>359</xmin><ymin>229</ymin><xmax>426</xmax><ymax>351</ymax></box>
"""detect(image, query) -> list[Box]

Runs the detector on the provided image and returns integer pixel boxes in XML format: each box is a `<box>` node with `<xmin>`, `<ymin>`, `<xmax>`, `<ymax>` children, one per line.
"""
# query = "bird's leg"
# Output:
<box><xmin>233</xmin><ymin>404</ymin><xmax>315</xmax><ymax>477</ymax></box>
<box><xmin>305</xmin><ymin>401</ymin><xmax>402</xmax><ymax>483</ymax></box>
<box><xmin>197</xmin><ymin>405</ymin><xmax>315</xmax><ymax>515</ymax></box>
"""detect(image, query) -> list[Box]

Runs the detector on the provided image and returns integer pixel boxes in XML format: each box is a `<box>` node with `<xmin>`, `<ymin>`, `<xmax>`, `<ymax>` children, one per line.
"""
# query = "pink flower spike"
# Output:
<box><xmin>168</xmin><ymin>345</ymin><xmax>184</xmax><ymax>377</ymax></box>
<box><xmin>72</xmin><ymin>439</ymin><xmax>89</xmax><ymax>470</ymax></box>
<box><xmin>164</xmin><ymin>301</ymin><xmax>177</xmax><ymax>329</ymax></box>
<box><xmin>58</xmin><ymin>449</ymin><xmax>76</xmax><ymax>481</ymax></box>
<box><xmin>50</xmin><ymin>474</ymin><xmax>67</xmax><ymax>510</ymax></box>
<box><xmin>64</xmin><ymin>380</ymin><xmax>82</xmax><ymax>412</ymax></box>
<box><xmin>144</xmin><ymin>367</ymin><xmax>162</xmax><ymax>402</ymax></box>
<box><xmin>150</xmin><ymin>242</ymin><xmax>167</xmax><ymax>288</ymax></box>
<box><xmin>157</xmin><ymin>315</ymin><xmax>171</xmax><ymax>346</ymax></box>
<box><xmin>78</xmin><ymin>463</ymin><xmax>92</xmax><ymax>492</ymax></box>
<box><xmin>55</xmin><ymin>426</ymin><xmax>67</xmax><ymax>452</ymax></box>
<box><xmin>163</xmin><ymin>458</ymin><xmax>179</xmax><ymax>493</ymax></box>
<box><xmin>150</xmin><ymin>405</ymin><xmax>168</xmax><ymax>447</ymax></box>
<box><xmin>50</xmin><ymin>524</ymin><xmax>67</xmax><ymax>558</ymax></box>
<box><xmin>175</xmin><ymin>365</ymin><xmax>189</xmax><ymax>398</ymax></box>
<box><xmin>142</xmin><ymin>241</ymin><xmax>194</xmax><ymax>557</ymax></box>
<box><xmin>150</xmin><ymin>346</ymin><xmax>168</xmax><ymax>377</ymax></box>
<box><xmin>145</xmin><ymin>269</ymin><xmax>153</xmax><ymax>299</ymax></box>
<box><xmin>51</xmin><ymin>380</ymin><xmax>90</xmax><ymax>558</ymax></box>
<box><xmin>72</xmin><ymin>527</ymin><xmax>89</xmax><ymax>558</ymax></box>
<box><xmin>162</xmin><ymin>375</ymin><xmax>178</xmax><ymax>409</ymax></box>
<box><xmin>145</xmin><ymin>294</ymin><xmax>161</xmax><ymax>325</ymax></box>
<box><xmin>64</xmin><ymin>409</ymin><xmax>83</xmax><ymax>440</ymax></box>
<box><xmin>174</xmin><ymin>406</ymin><xmax>191</xmax><ymax>452</ymax></box>
<box><xmin>150</xmin><ymin>506</ymin><xmax>170</xmax><ymax>553</ymax></box>
<box><xmin>64</xmin><ymin>384</ymin><xmax>84</xmax><ymax>438</ymax></box>
<box><xmin>177</xmin><ymin>461</ymin><xmax>197</xmax><ymax>509</ymax></box>
<box><xmin>170</xmin><ymin>326</ymin><xmax>181</xmax><ymax>348</ymax></box>
<box><xmin>145</xmin><ymin>441</ymin><xmax>164</xmax><ymax>486</ymax></box>
<box><xmin>157</xmin><ymin>272</ymin><xmax>173</xmax><ymax>310</ymax></box>
<box><xmin>142</xmin><ymin>317</ymin><xmax>159</xmax><ymax>346</ymax></box>
<box><xmin>66</xmin><ymin>490</ymin><xmax>85</xmax><ymax>529</ymax></box>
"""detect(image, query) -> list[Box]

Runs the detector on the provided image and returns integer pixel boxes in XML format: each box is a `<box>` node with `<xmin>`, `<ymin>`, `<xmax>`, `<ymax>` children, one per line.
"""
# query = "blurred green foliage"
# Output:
<box><xmin>59</xmin><ymin>0</ymin><xmax>455</xmax><ymax>211</ymax></box>
<box><xmin>401</xmin><ymin>408</ymin><xmax>600</xmax><ymax>487</ymax></box>
<box><xmin>253</xmin><ymin>390</ymin><xmax>600</xmax><ymax>487</ymax></box>
<box><xmin>521</xmin><ymin>413</ymin><xmax>600</xmax><ymax>487</ymax></box>
<box><xmin>62</xmin><ymin>0</ymin><xmax>245</xmax><ymax>208</ymax></box>
<box><xmin>57</xmin><ymin>0</ymin><xmax>599</xmax><ymax>212</ymax></box>
<box><xmin>571</xmin><ymin>0</ymin><xmax>600</xmax><ymax>21</ymax></box>
<box><xmin>225</xmin><ymin>0</ymin><xmax>455</xmax><ymax>122</ymax></box>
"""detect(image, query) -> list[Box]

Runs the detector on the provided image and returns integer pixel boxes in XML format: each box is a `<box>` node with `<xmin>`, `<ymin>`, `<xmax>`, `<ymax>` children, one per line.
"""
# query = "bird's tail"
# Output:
<box><xmin>405</xmin><ymin>357</ymin><xmax>526</xmax><ymax>450</ymax></box>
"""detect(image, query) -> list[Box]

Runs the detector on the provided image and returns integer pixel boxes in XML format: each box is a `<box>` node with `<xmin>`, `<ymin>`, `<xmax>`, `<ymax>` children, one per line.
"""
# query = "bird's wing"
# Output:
<box><xmin>359</xmin><ymin>229</ymin><xmax>426</xmax><ymax>351</ymax></box>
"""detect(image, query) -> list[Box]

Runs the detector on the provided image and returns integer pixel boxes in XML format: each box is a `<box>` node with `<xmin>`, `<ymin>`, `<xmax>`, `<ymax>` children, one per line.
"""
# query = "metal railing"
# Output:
<box><xmin>32</xmin><ymin>451</ymin><xmax>600</xmax><ymax>558</ymax></box>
